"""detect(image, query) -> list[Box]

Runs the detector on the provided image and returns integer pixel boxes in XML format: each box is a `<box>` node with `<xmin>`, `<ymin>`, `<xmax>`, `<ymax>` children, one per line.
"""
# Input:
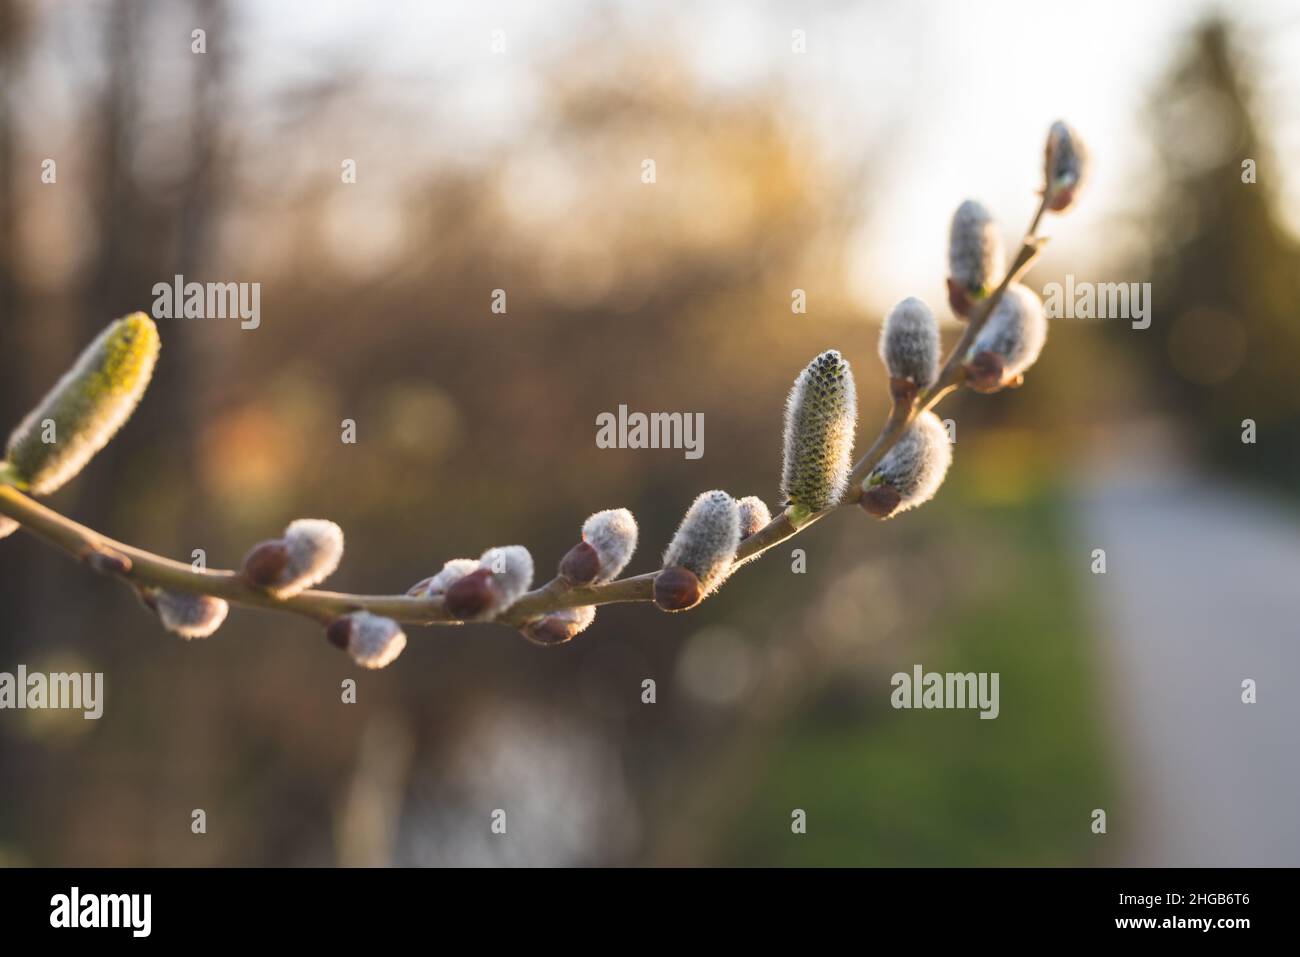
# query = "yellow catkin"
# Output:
<box><xmin>5</xmin><ymin>313</ymin><xmax>160</xmax><ymax>495</ymax></box>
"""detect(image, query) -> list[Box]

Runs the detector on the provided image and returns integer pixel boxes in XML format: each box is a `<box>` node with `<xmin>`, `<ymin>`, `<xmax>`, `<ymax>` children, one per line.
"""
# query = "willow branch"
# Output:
<box><xmin>0</xmin><ymin>475</ymin><xmax>812</xmax><ymax>629</ymax></box>
<box><xmin>0</xmin><ymin>196</ymin><xmax>1054</xmax><ymax>636</ymax></box>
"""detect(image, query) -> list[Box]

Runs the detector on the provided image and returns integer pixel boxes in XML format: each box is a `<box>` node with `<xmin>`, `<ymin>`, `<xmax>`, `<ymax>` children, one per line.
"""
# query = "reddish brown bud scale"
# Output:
<box><xmin>325</xmin><ymin>616</ymin><xmax>354</xmax><ymax>650</ymax></box>
<box><xmin>888</xmin><ymin>376</ymin><xmax>919</xmax><ymax>406</ymax></box>
<box><xmin>243</xmin><ymin>540</ymin><xmax>290</xmax><ymax>588</ymax></box>
<box><xmin>84</xmin><ymin>546</ymin><xmax>132</xmax><ymax>576</ymax></box>
<box><xmin>444</xmin><ymin>567</ymin><xmax>495</xmax><ymax>619</ymax></box>
<box><xmin>860</xmin><ymin>484</ymin><xmax>902</xmax><ymax>519</ymax></box>
<box><xmin>963</xmin><ymin>351</ymin><xmax>1006</xmax><ymax>394</ymax></box>
<box><xmin>521</xmin><ymin>617</ymin><xmax>577</xmax><ymax>646</ymax></box>
<box><xmin>947</xmin><ymin>277</ymin><xmax>973</xmax><ymax>319</ymax></box>
<box><xmin>558</xmin><ymin>540</ymin><xmax>601</xmax><ymax>586</ymax></box>
<box><xmin>1046</xmin><ymin>184</ymin><xmax>1077</xmax><ymax>212</ymax></box>
<box><xmin>521</xmin><ymin>606</ymin><xmax>595</xmax><ymax>645</ymax></box>
<box><xmin>653</xmin><ymin>566</ymin><xmax>702</xmax><ymax>612</ymax></box>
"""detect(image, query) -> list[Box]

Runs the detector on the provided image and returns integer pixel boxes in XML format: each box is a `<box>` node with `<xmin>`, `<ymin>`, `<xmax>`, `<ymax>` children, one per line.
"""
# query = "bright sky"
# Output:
<box><xmin>240</xmin><ymin>0</ymin><xmax>1300</xmax><ymax>306</ymax></box>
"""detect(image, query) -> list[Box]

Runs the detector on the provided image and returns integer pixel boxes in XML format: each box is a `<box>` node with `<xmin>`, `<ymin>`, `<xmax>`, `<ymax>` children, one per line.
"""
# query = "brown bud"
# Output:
<box><xmin>653</xmin><ymin>566</ymin><xmax>702</xmax><ymax>612</ymax></box>
<box><xmin>888</xmin><ymin>376</ymin><xmax>919</xmax><ymax>406</ymax></box>
<box><xmin>860</xmin><ymin>483</ymin><xmax>902</xmax><ymax>519</ymax></box>
<box><xmin>558</xmin><ymin>540</ymin><xmax>601</xmax><ymax>586</ymax></box>
<box><xmin>243</xmin><ymin>539</ymin><xmax>290</xmax><ymax>588</ymax></box>
<box><xmin>947</xmin><ymin>277</ymin><xmax>973</xmax><ymax>319</ymax></box>
<box><xmin>84</xmin><ymin>546</ymin><xmax>132</xmax><ymax>576</ymax></box>
<box><xmin>962</xmin><ymin>351</ymin><xmax>1005</xmax><ymax>394</ymax></box>
<box><xmin>444</xmin><ymin>567</ymin><xmax>495</xmax><ymax>620</ymax></box>
<box><xmin>521</xmin><ymin>617</ymin><xmax>578</xmax><ymax>646</ymax></box>
<box><xmin>325</xmin><ymin>616</ymin><xmax>355</xmax><ymax>650</ymax></box>
<box><xmin>1046</xmin><ymin>184</ymin><xmax>1077</xmax><ymax>213</ymax></box>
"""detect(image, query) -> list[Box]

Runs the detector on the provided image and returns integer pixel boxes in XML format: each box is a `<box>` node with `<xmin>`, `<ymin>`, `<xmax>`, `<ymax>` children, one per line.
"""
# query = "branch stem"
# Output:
<box><xmin>0</xmin><ymin>483</ymin><xmax>675</xmax><ymax>629</ymax></box>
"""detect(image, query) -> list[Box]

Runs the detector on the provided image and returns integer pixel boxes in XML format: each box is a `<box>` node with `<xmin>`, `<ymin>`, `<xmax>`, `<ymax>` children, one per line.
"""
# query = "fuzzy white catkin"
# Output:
<box><xmin>0</xmin><ymin>517</ymin><xmax>17</xmax><ymax>541</ymax></box>
<box><xmin>948</xmin><ymin>200</ymin><xmax>1005</xmax><ymax>297</ymax></box>
<box><xmin>736</xmin><ymin>496</ymin><xmax>772</xmax><ymax>539</ymax></box>
<box><xmin>344</xmin><ymin>612</ymin><xmax>407</xmax><ymax>669</ymax></box>
<box><xmin>421</xmin><ymin>558</ymin><xmax>480</xmax><ymax>597</ymax></box>
<box><xmin>781</xmin><ymin>350</ymin><xmax>857</xmax><ymax>513</ymax></box>
<box><xmin>663</xmin><ymin>490</ymin><xmax>741</xmax><ymax>594</ymax></box>
<box><xmin>275</xmin><ymin>519</ymin><xmax>345</xmax><ymax>597</ymax></box>
<box><xmin>479</xmin><ymin>545</ymin><xmax>534</xmax><ymax>608</ymax></box>
<box><xmin>868</xmin><ymin>411</ymin><xmax>952</xmax><ymax>514</ymax></box>
<box><xmin>154</xmin><ymin>590</ymin><xmax>229</xmax><ymax>639</ymax></box>
<box><xmin>554</xmin><ymin>605</ymin><xmax>597</xmax><ymax>635</ymax></box>
<box><xmin>582</xmin><ymin>508</ymin><xmax>638</xmax><ymax>582</ymax></box>
<box><xmin>968</xmin><ymin>284</ymin><xmax>1048</xmax><ymax>379</ymax></box>
<box><xmin>879</xmin><ymin>297</ymin><xmax>940</xmax><ymax>388</ymax></box>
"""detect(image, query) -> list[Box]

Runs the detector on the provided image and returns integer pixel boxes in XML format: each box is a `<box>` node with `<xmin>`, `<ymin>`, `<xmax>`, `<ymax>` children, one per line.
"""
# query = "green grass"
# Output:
<box><xmin>716</xmin><ymin>493</ymin><xmax>1114</xmax><ymax>866</ymax></box>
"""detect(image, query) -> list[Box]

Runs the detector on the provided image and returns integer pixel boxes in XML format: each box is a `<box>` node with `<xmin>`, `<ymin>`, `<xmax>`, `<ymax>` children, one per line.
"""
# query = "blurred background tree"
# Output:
<box><xmin>1139</xmin><ymin>17</ymin><xmax>1300</xmax><ymax>491</ymax></box>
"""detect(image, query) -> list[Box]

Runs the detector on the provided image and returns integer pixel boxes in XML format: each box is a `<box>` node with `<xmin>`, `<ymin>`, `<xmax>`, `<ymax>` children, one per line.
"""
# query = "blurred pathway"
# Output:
<box><xmin>1070</xmin><ymin>447</ymin><xmax>1300</xmax><ymax>866</ymax></box>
